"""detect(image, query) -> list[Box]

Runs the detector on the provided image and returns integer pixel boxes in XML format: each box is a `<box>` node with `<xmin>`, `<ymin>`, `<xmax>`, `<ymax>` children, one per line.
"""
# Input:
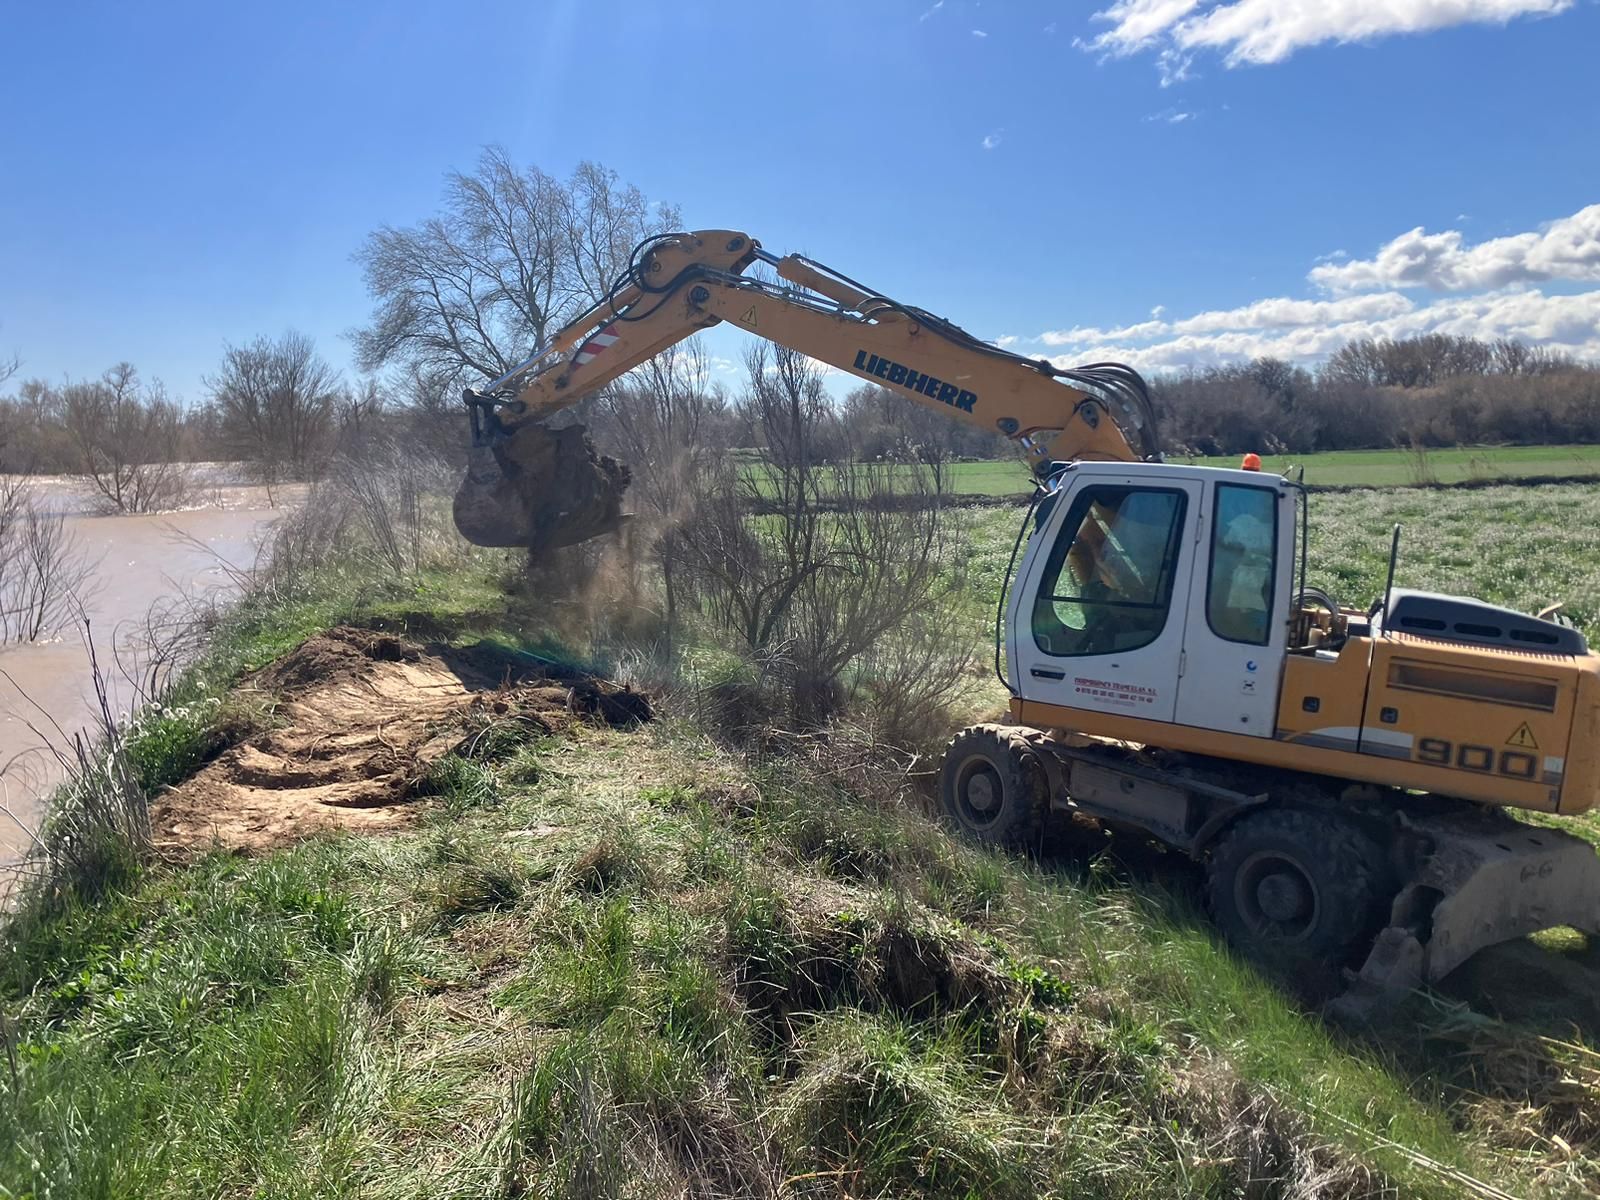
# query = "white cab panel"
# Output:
<box><xmin>1009</xmin><ymin>466</ymin><xmax>1203</xmax><ymax>725</ymax></box>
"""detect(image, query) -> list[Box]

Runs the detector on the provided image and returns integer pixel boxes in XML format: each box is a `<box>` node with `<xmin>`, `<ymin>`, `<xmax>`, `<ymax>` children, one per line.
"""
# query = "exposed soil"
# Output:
<box><xmin>151</xmin><ymin>627</ymin><xmax>649</xmax><ymax>855</ymax></box>
<box><xmin>452</xmin><ymin>423</ymin><xmax>630</xmax><ymax>554</ymax></box>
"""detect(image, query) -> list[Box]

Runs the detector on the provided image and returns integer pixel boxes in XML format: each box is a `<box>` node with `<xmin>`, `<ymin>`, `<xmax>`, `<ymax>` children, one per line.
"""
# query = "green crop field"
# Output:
<box><xmin>743</xmin><ymin>444</ymin><xmax>1600</xmax><ymax>499</ymax></box>
<box><xmin>953</xmin><ymin>481</ymin><xmax>1600</xmax><ymax>641</ymax></box>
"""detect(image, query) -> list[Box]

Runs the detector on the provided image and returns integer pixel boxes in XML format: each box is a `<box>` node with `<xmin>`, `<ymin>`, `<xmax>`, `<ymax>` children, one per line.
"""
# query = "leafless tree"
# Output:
<box><xmin>59</xmin><ymin>363</ymin><xmax>186</xmax><ymax>513</ymax></box>
<box><xmin>353</xmin><ymin>148</ymin><xmax>679</xmax><ymax>387</ymax></box>
<box><xmin>667</xmin><ymin>346</ymin><xmax>962</xmax><ymax>727</ymax></box>
<box><xmin>205</xmin><ymin>331</ymin><xmax>339</xmax><ymax>489</ymax></box>
<box><xmin>0</xmin><ymin>476</ymin><xmax>92</xmax><ymax>643</ymax></box>
<box><xmin>589</xmin><ymin>342</ymin><xmax>727</xmax><ymax>519</ymax></box>
<box><xmin>581</xmin><ymin>342</ymin><xmax>731</xmax><ymax>645</ymax></box>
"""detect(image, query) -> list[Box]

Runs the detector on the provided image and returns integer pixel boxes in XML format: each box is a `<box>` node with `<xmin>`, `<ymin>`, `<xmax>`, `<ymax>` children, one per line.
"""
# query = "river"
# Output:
<box><xmin>0</xmin><ymin>473</ymin><xmax>291</xmax><ymax>868</ymax></box>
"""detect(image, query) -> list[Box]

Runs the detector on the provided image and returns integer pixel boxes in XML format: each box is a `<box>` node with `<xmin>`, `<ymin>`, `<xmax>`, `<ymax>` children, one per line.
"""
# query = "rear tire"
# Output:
<box><xmin>939</xmin><ymin>726</ymin><xmax>1045</xmax><ymax>852</ymax></box>
<box><xmin>1205</xmin><ymin>807</ymin><xmax>1386</xmax><ymax>993</ymax></box>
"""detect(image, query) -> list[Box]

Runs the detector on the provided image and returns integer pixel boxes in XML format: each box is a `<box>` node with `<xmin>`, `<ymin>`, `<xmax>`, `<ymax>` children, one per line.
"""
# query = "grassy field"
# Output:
<box><xmin>5</xmin><ymin>484</ymin><xmax>1600</xmax><ymax>1196</ymax></box>
<box><xmin>921</xmin><ymin>443</ymin><xmax>1600</xmax><ymax>495</ymax></box>
<box><xmin>955</xmin><ymin>481</ymin><xmax>1600</xmax><ymax>641</ymax></box>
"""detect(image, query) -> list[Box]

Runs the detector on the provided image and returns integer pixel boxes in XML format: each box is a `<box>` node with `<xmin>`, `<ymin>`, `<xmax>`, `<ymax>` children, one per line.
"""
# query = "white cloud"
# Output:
<box><xmin>1144</xmin><ymin>106</ymin><xmax>1195</xmax><ymax>123</ymax></box>
<box><xmin>994</xmin><ymin>334</ymin><xmax>1019</xmax><ymax>348</ymax></box>
<box><xmin>1311</xmin><ymin>203</ymin><xmax>1600</xmax><ymax>293</ymax></box>
<box><xmin>1044</xmin><ymin>21</ymin><xmax>1058</xmax><ymax>33</ymax></box>
<box><xmin>981</xmin><ymin>131</ymin><xmax>1003</xmax><ymax>150</ymax></box>
<box><xmin>1025</xmin><ymin>207</ymin><xmax>1600</xmax><ymax>372</ymax></box>
<box><xmin>919</xmin><ymin>0</ymin><xmax>943</xmax><ymax>20</ymax></box>
<box><xmin>971</xmin><ymin>28</ymin><xmax>988</xmax><ymax>37</ymax></box>
<box><xmin>1086</xmin><ymin>0</ymin><xmax>1572</xmax><ymax>70</ymax></box>
<box><xmin>1035</xmin><ymin>288</ymin><xmax>1600</xmax><ymax>371</ymax></box>
<box><xmin>1040</xmin><ymin>292</ymin><xmax>1416</xmax><ymax>346</ymax></box>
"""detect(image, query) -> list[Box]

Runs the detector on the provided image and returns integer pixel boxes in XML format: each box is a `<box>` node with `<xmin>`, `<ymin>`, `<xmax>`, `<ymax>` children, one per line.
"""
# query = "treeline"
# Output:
<box><xmin>5</xmin><ymin>321</ymin><xmax>1598</xmax><ymax>508</ymax></box>
<box><xmin>0</xmin><ymin>333</ymin><xmax>467</xmax><ymax>511</ymax></box>
<box><xmin>1153</xmin><ymin>335</ymin><xmax>1600</xmax><ymax>456</ymax></box>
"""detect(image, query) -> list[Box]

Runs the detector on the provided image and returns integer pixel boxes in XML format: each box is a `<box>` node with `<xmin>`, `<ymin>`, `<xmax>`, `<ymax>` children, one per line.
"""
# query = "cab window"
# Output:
<box><xmin>1207</xmin><ymin>483</ymin><xmax>1278</xmax><ymax>645</ymax></box>
<box><xmin>1032</xmin><ymin>486</ymin><xmax>1187</xmax><ymax>658</ymax></box>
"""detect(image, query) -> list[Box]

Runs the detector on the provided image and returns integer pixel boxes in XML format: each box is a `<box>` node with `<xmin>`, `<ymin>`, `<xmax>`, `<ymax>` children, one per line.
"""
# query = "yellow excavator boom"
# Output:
<box><xmin>452</xmin><ymin>229</ymin><xmax>1160</xmax><ymax>549</ymax></box>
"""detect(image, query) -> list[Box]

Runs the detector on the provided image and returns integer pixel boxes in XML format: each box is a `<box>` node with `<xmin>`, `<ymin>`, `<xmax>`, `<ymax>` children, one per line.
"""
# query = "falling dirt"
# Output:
<box><xmin>452</xmin><ymin>423</ymin><xmax>631</xmax><ymax>554</ymax></box>
<box><xmin>151</xmin><ymin>627</ymin><xmax>650</xmax><ymax>856</ymax></box>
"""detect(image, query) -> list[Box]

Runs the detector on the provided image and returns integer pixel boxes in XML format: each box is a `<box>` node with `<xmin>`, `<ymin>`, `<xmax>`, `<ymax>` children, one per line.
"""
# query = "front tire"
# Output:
<box><xmin>939</xmin><ymin>726</ymin><xmax>1045</xmax><ymax>852</ymax></box>
<box><xmin>1206</xmin><ymin>807</ymin><xmax>1386</xmax><ymax>993</ymax></box>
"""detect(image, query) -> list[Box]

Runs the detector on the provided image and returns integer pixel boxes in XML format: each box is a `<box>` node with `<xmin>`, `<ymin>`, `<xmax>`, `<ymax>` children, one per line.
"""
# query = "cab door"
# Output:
<box><xmin>1010</xmin><ymin>473</ymin><xmax>1201</xmax><ymax>724</ymax></box>
<box><xmin>1172</xmin><ymin>480</ymin><xmax>1294</xmax><ymax>737</ymax></box>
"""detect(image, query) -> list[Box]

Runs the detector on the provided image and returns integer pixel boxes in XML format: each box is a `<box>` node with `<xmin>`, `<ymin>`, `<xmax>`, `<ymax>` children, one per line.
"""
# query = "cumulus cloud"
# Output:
<box><xmin>981</xmin><ymin>131</ymin><xmax>1003</xmax><ymax>150</ymax></box>
<box><xmin>1310</xmin><ymin>204</ymin><xmax>1600</xmax><ymax>293</ymax></box>
<box><xmin>1030</xmin><ymin>289</ymin><xmax>1600</xmax><ymax>374</ymax></box>
<box><xmin>1017</xmin><ymin>204</ymin><xmax>1600</xmax><ymax>371</ymax></box>
<box><xmin>1041</xmin><ymin>289</ymin><xmax>1600</xmax><ymax>373</ymax></box>
<box><xmin>1085</xmin><ymin>0</ymin><xmax>1572</xmax><ymax>69</ymax></box>
<box><xmin>1040</xmin><ymin>292</ymin><xmax>1416</xmax><ymax>346</ymax></box>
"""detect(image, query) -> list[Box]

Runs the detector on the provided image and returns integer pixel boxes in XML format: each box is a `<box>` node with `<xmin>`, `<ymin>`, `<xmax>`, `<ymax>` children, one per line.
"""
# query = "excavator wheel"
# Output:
<box><xmin>939</xmin><ymin>725</ymin><xmax>1047</xmax><ymax>852</ymax></box>
<box><xmin>1205</xmin><ymin>807</ymin><xmax>1387</xmax><ymax>995</ymax></box>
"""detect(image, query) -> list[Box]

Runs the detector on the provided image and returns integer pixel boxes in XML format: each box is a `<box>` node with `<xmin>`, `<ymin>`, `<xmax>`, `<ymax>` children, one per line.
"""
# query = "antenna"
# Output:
<box><xmin>1381</xmin><ymin>524</ymin><xmax>1402</xmax><ymax>637</ymax></box>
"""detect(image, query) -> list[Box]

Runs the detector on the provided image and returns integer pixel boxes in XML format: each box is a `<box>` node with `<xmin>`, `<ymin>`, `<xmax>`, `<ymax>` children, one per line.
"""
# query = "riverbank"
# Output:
<box><xmin>0</xmin><ymin>472</ymin><xmax>292</xmax><ymax>864</ymax></box>
<box><xmin>4</xmin><ymin>542</ymin><xmax>1597</xmax><ymax>1197</ymax></box>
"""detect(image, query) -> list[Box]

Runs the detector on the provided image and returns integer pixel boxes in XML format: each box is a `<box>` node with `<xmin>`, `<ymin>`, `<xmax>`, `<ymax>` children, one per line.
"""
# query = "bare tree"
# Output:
<box><xmin>59</xmin><ymin>364</ymin><xmax>186</xmax><ymax>513</ymax></box>
<box><xmin>353</xmin><ymin>148</ymin><xmax>679</xmax><ymax>388</ymax></box>
<box><xmin>668</xmin><ymin>346</ymin><xmax>962</xmax><ymax>727</ymax></box>
<box><xmin>206</xmin><ymin>331</ymin><xmax>339</xmax><ymax>489</ymax></box>
<box><xmin>589</xmin><ymin>341</ymin><xmax>728</xmax><ymax>519</ymax></box>
<box><xmin>0</xmin><ymin>476</ymin><xmax>92</xmax><ymax>643</ymax></box>
<box><xmin>582</xmin><ymin>342</ymin><xmax>731</xmax><ymax>644</ymax></box>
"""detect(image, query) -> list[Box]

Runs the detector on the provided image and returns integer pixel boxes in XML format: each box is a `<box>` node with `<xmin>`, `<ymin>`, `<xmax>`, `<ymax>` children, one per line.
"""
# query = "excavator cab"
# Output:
<box><xmin>1009</xmin><ymin>462</ymin><xmax>1294</xmax><ymax>735</ymax></box>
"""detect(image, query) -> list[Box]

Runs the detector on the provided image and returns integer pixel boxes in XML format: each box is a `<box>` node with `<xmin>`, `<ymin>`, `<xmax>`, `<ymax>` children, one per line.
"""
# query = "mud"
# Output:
<box><xmin>452</xmin><ymin>423</ymin><xmax>630</xmax><ymax>554</ymax></box>
<box><xmin>0</xmin><ymin>476</ymin><xmax>289</xmax><ymax>863</ymax></box>
<box><xmin>151</xmin><ymin>627</ymin><xmax>649</xmax><ymax>855</ymax></box>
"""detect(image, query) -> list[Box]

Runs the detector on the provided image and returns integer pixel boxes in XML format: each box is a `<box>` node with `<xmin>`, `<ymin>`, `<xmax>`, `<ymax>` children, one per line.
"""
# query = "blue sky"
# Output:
<box><xmin>2</xmin><ymin>0</ymin><xmax>1597</xmax><ymax>405</ymax></box>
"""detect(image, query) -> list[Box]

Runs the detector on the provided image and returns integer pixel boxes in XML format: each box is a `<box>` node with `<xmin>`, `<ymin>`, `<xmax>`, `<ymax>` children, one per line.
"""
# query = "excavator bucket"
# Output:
<box><xmin>1332</xmin><ymin>810</ymin><xmax>1600</xmax><ymax>1019</ymax></box>
<box><xmin>452</xmin><ymin>420</ymin><xmax>631</xmax><ymax>555</ymax></box>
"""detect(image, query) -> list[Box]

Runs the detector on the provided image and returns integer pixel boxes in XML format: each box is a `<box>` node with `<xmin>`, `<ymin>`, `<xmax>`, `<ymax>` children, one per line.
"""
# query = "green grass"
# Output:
<box><xmin>951</xmin><ymin>479</ymin><xmax>1600</xmax><ymax>640</ymax></box>
<box><xmin>886</xmin><ymin>444</ymin><xmax>1600</xmax><ymax>495</ymax></box>
<box><xmin>0</xmin><ymin>712</ymin><xmax>1509</xmax><ymax>1198</ymax></box>
<box><xmin>7</xmin><ymin>490</ymin><xmax>1600</xmax><ymax>1197</ymax></box>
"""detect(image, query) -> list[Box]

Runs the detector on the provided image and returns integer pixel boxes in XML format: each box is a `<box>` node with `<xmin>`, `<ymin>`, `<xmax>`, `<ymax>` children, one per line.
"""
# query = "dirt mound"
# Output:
<box><xmin>151</xmin><ymin>627</ymin><xmax>648</xmax><ymax>855</ymax></box>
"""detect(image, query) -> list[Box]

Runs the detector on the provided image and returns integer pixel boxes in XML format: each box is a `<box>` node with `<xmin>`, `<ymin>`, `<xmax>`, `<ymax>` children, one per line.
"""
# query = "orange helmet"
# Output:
<box><xmin>1240</xmin><ymin>452</ymin><xmax>1262</xmax><ymax>471</ymax></box>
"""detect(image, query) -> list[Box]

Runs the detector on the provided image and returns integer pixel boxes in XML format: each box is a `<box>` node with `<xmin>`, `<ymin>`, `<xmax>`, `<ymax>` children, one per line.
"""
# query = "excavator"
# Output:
<box><xmin>453</xmin><ymin>229</ymin><xmax>1600</xmax><ymax>1008</ymax></box>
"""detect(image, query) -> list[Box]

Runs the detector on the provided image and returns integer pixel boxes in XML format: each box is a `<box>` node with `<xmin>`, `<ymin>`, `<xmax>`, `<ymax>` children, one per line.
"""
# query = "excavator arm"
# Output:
<box><xmin>453</xmin><ymin>229</ymin><xmax>1161</xmax><ymax>549</ymax></box>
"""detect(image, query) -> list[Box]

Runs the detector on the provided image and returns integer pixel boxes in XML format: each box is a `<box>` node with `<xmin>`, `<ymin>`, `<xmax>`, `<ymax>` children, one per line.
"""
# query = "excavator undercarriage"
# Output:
<box><xmin>951</xmin><ymin>724</ymin><xmax>1600</xmax><ymax>1013</ymax></box>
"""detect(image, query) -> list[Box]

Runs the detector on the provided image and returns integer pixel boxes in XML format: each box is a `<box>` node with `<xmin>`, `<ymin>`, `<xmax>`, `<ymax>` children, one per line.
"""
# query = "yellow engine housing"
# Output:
<box><xmin>1015</xmin><ymin>631</ymin><xmax>1600</xmax><ymax>815</ymax></box>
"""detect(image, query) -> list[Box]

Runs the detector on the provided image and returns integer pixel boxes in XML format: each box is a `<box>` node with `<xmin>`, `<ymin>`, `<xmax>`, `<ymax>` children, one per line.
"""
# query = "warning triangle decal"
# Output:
<box><xmin>1507</xmin><ymin>722</ymin><xmax>1539</xmax><ymax>750</ymax></box>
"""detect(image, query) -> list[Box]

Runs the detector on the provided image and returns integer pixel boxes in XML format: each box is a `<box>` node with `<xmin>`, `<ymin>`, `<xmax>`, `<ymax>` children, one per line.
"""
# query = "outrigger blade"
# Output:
<box><xmin>1333</xmin><ymin>810</ymin><xmax>1600</xmax><ymax>1019</ymax></box>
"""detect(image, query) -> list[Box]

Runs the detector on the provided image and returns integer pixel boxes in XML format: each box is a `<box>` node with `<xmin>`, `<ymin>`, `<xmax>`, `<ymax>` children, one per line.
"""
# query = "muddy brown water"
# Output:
<box><xmin>0</xmin><ymin>474</ymin><xmax>292</xmax><ymax>868</ymax></box>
